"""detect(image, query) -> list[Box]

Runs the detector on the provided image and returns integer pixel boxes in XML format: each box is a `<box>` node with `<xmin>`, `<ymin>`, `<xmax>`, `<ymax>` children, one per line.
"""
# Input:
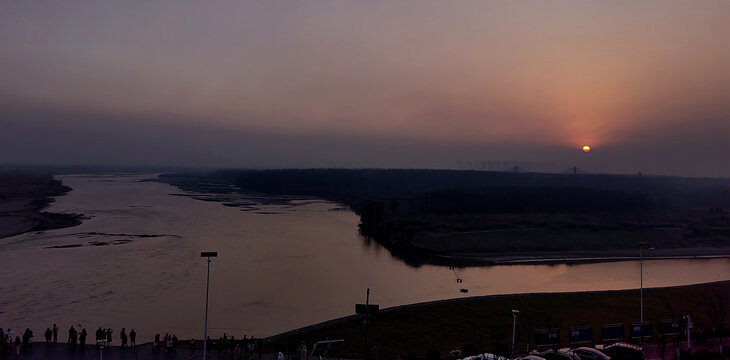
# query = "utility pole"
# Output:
<box><xmin>355</xmin><ymin>288</ymin><xmax>379</xmax><ymax>360</ymax></box>
<box><xmin>365</xmin><ymin>288</ymin><xmax>370</xmax><ymax>360</ymax></box>
<box><xmin>512</xmin><ymin>310</ymin><xmax>519</xmax><ymax>355</ymax></box>
<box><xmin>640</xmin><ymin>244</ymin><xmax>644</xmax><ymax>323</ymax></box>
<box><xmin>684</xmin><ymin>315</ymin><xmax>693</xmax><ymax>354</ymax></box>
<box><xmin>201</xmin><ymin>251</ymin><xmax>218</xmax><ymax>360</ymax></box>
<box><xmin>638</xmin><ymin>242</ymin><xmax>654</xmax><ymax>323</ymax></box>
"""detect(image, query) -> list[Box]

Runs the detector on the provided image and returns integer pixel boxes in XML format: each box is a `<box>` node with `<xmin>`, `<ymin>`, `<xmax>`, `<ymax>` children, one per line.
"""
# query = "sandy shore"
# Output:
<box><xmin>0</xmin><ymin>175</ymin><xmax>83</xmax><ymax>239</ymax></box>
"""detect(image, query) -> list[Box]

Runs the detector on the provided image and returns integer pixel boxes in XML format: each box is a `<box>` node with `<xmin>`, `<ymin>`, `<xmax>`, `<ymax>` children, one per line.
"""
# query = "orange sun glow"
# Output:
<box><xmin>582</xmin><ymin>145</ymin><xmax>591</xmax><ymax>153</ymax></box>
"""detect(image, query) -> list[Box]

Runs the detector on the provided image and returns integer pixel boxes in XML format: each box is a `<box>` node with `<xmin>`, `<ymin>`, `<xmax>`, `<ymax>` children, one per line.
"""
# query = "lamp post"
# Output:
<box><xmin>512</xmin><ymin>310</ymin><xmax>519</xmax><ymax>355</ymax></box>
<box><xmin>638</xmin><ymin>243</ymin><xmax>654</xmax><ymax>323</ymax></box>
<box><xmin>683</xmin><ymin>315</ymin><xmax>693</xmax><ymax>354</ymax></box>
<box><xmin>201</xmin><ymin>251</ymin><xmax>218</xmax><ymax>360</ymax></box>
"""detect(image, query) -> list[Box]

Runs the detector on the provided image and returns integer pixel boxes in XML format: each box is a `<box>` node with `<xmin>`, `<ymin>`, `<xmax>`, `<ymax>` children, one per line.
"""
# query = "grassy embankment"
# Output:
<box><xmin>268</xmin><ymin>281</ymin><xmax>730</xmax><ymax>359</ymax></box>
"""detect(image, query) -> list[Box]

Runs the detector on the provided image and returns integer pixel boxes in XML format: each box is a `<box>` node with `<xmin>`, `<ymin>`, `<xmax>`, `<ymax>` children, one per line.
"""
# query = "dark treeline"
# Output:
<box><xmin>0</xmin><ymin>171</ymin><xmax>71</xmax><ymax>200</ymax></box>
<box><xmin>402</xmin><ymin>187</ymin><xmax>654</xmax><ymax>215</ymax></box>
<box><xmin>232</xmin><ymin>168</ymin><xmax>730</xmax><ymax>212</ymax></box>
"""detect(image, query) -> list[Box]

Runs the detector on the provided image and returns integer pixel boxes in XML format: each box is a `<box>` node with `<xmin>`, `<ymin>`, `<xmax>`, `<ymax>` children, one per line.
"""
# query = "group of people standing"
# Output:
<box><xmin>42</xmin><ymin>324</ymin><xmax>59</xmax><ymax>344</ymax></box>
<box><xmin>152</xmin><ymin>332</ymin><xmax>178</xmax><ymax>353</ymax></box>
<box><xmin>0</xmin><ymin>325</ymin><xmax>300</xmax><ymax>360</ymax></box>
<box><xmin>200</xmin><ymin>334</ymin><xmax>266</xmax><ymax>360</ymax></box>
<box><xmin>0</xmin><ymin>323</ymin><xmax>138</xmax><ymax>357</ymax></box>
<box><xmin>76</xmin><ymin>326</ymin><xmax>136</xmax><ymax>350</ymax></box>
<box><xmin>0</xmin><ymin>328</ymin><xmax>34</xmax><ymax>357</ymax></box>
<box><xmin>63</xmin><ymin>325</ymin><xmax>87</xmax><ymax>350</ymax></box>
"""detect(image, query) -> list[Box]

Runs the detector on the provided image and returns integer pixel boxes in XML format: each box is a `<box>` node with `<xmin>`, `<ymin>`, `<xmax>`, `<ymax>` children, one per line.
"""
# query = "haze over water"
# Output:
<box><xmin>0</xmin><ymin>174</ymin><xmax>728</xmax><ymax>342</ymax></box>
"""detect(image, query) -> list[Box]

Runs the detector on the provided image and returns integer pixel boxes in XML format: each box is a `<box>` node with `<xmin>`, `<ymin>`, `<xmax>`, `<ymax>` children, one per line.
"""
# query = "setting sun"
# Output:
<box><xmin>582</xmin><ymin>145</ymin><xmax>591</xmax><ymax>153</ymax></box>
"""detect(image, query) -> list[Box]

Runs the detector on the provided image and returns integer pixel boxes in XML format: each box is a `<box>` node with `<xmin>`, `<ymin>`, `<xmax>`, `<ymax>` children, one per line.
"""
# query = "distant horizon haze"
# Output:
<box><xmin>1</xmin><ymin>1</ymin><xmax>729</xmax><ymax>177</ymax></box>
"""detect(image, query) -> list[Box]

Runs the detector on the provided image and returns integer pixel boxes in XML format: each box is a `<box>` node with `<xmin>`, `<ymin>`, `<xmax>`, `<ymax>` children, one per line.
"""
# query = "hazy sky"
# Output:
<box><xmin>2</xmin><ymin>1</ymin><xmax>729</xmax><ymax>176</ymax></box>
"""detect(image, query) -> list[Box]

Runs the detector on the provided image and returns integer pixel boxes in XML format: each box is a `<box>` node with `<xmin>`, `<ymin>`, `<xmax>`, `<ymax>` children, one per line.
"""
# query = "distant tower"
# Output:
<box><xmin>561</xmin><ymin>166</ymin><xmax>587</xmax><ymax>175</ymax></box>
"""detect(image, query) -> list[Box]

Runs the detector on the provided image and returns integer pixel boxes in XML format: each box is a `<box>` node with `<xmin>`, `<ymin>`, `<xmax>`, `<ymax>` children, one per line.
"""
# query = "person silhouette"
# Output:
<box><xmin>79</xmin><ymin>328</ymin><xmax>87</xmax><ymax>351</ymax></box>
<box><xmin>68</xmin><ymin>326</ymin><xmax>77</xmax><ymax>350</ymax></box>
<box><xmin>22</xmin><ymin>328</ymin><xmax>31</xmax><ymax>352</ymax></box>
<box><xmin>14</xmin><ymin>336</ymin><xmax>21</xmax><ymax>357</ymax></box>
<box><xmin>120</xmin><ymin>328</ymin><xmax>127</xmax><ymax>348</ymax></box>
<box><xmin>189</xmin><ymin>338</ymin><xmax>196</xmax><ymax>360</ymax></box>
<box><xmin>129</xmin><ymin>329</ymin><xmax>136</xmax><ymax>348</ymax></box>
<box><xmin>96</xmin><ymin>327</ymin><xmax>103</xmax><ymax>346</ymax></box>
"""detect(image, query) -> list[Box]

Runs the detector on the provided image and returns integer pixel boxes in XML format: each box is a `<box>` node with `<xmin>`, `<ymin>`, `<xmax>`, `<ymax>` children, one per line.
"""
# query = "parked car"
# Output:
<box><xmin>571</xmin><ymin>347</ymin><xmax>611</xmax><ymax>360</ymax></box>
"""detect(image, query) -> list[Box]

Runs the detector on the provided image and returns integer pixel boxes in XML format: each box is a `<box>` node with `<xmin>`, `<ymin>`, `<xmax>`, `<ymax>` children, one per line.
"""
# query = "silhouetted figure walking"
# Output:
<box><xmin>129</xmin><ymin>328</ymin><xmax>136</xmax><ymax>348</ymax></box>
<box><xmin>229</xmin><ymin>336</ymin><xmax>235</xmax><ymax>360</ymax></box>
<box><xmin>45</xmin><ymin>328</ymin><xmax>52</xmax><ymax>344</ymax></box>
<box><xmin>68</xmin><ymin>326</ymin><xmax>77</xmax><ymax>350</ymax></box>
<box><xmin>22</xmin><ymin>328</ymin><xmax>32</xmax><ymax>352</ymax></box>
<box><xmin>120</xmin><ymin>328</ymin><xmax>127</xmax><ymax>348</ymax></box>
<box><xmin>14</xmin><ymin>336</ymin><xmax>21</xmax><ymax>357</ymax></box>
<box><xmin>247</xmin><ymin>338</ymin><xmax>254</xmax><ymax>359</ymax></box>
<box><xmin>189</xmin><ymin>338</ymin><xmax>196</xmax><ymax>360</ymax></box>
<box><xmin>217</xmin><ymin>336</ymin><xmax>224</xmax><ymax>359</ymax></box>
<box><xmin>79</xmin><ymin>328</ymin><xmax>87</xmax><ymax>351</ymax></box>
<box><xmin>257</xmin><ymin>338</ymin><xmax>263</xmax><ymax>360</ymax></box>
<box><xmin>287</xmin><ymin>340</ymin><xmax>296</xmax><ymax>360</ymax></box>
<box><xmin>5</xmin><ymin>328</ymin><xmax>15</xmax><ymax>346</ymax></box>
<box><xmin>106</xmin><ymin>328</ymin><xmax>113</xmax><ymax>345</ymax></box>
<box><xmin>96</xmin><ymin>327</ymin><xmax>103</xmax><ymax>347</ymax></box>
<box><xmin>52</xmin><ymin>324</ymin><xmax>58</xmax><ymax>343</ymax></box>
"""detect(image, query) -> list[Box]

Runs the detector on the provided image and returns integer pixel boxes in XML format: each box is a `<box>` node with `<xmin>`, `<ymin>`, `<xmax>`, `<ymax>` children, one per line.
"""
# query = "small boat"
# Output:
<box><xmin>460</xmin><ymin>288</ymin><xmax>469</xmax><ymax>293</ymax></box>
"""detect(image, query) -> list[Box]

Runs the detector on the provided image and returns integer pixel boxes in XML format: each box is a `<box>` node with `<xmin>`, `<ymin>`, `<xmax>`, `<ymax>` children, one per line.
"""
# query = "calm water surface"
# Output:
<box><xmin>1</xmin><ymin>174</ymin><xmax>728</xmax><ymax>342</ymax></box>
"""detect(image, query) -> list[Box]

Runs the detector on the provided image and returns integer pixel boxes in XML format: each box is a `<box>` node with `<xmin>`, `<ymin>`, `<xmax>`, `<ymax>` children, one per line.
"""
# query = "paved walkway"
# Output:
<box><xmin>7</xmin><ymin>340</ymin><xmax>728</xmax><ymax>360</ymax></box>
<box><xmin>642</xmin><ymin>339</ymin><xmax>728</xmax><ymax>360</ymax></box>
<box><xmin>3</xmin><ymin>343</ymin><xmax>280</xmax><ymax>360</ymax></box>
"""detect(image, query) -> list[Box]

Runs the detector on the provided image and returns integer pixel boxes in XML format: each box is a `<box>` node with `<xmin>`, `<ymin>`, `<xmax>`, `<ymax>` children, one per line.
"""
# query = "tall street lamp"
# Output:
<box><xmin>201</xmin><ymin>251</ymin><xmax>218</xmax><ymax>360</ymax></box>
<box><xmin>512</xmin><ymin>310</ymin><xmax>519</xmax><ymax>355</ymax></box>
<box><xmin>638</xmin><ymin>243</ymin><xmax>654</xmax><ymax>323</ymax></box>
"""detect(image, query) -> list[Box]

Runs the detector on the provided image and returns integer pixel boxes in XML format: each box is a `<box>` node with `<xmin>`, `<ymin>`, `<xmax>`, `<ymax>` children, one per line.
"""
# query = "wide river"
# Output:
<box><xmin>1</xmin><ymin>174</ymin><xmax>728</xmax><ymax>342</ymax></box>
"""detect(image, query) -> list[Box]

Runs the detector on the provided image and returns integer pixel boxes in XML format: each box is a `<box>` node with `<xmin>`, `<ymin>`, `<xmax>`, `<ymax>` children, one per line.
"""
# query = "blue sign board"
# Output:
<box><xmin>660</xmin><ymin>320</ymin><xmax>679</xmax><ymax>335</ymax></box>
<box><xmin>601</xmin><ymin>324</ymin><xmax>624</xmax><ymax>342</ymax></box>
<box><xmin>569</xmin><ymin>327</ymin><xmax>592</xmax><ymax>344</ymax></box>
<box><xmin>631</xmin><ymin>322</ymin><xmax>652</xmax><ymax>338</ymax></box>
<box><xmin>535</xmin><ymin>329</ymin><xmax>560</xmax><ymax>346</ymax></box>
